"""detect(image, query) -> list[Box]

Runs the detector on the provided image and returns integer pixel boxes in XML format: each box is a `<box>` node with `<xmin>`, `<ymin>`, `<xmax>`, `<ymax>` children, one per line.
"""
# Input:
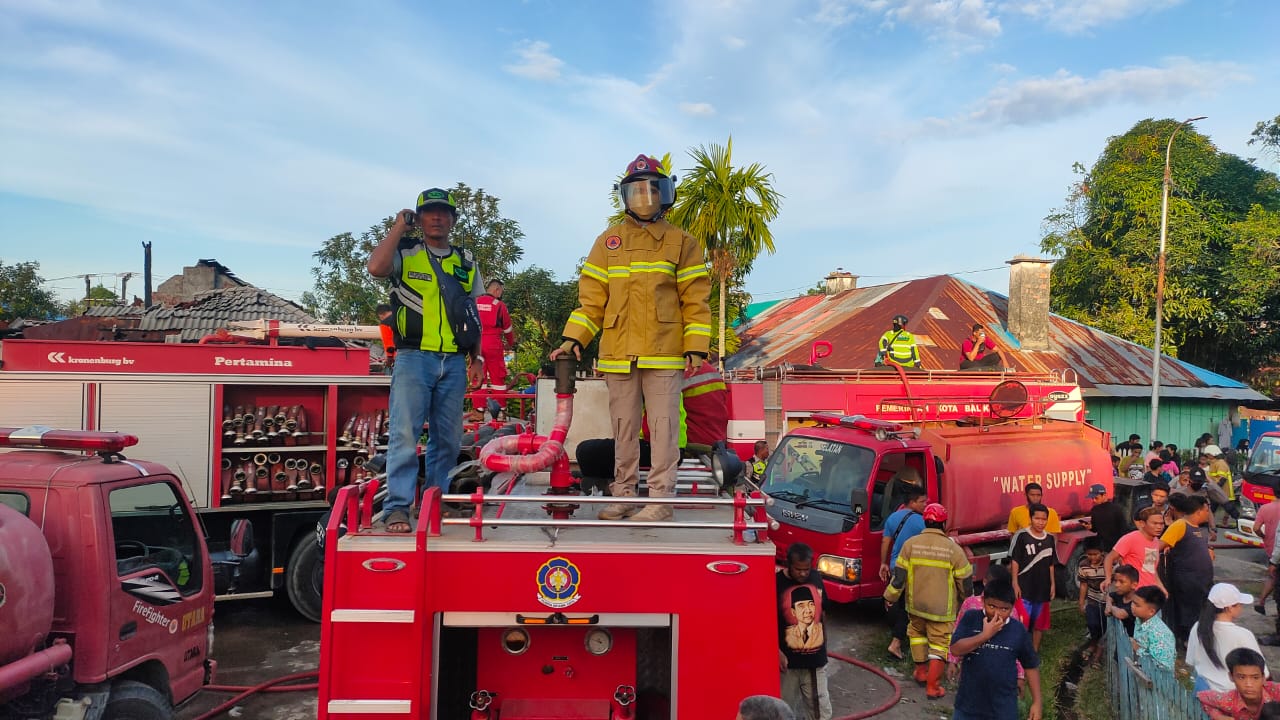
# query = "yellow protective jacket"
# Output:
<box><xmin>563</xmin><ymin>218</ymin><xmax>712</xmax><ymax>374</ymax></box>
<box><xmin>883</xmin><ymin>528</ymin><xmax>973</xmax><ymax>622</ymax></box>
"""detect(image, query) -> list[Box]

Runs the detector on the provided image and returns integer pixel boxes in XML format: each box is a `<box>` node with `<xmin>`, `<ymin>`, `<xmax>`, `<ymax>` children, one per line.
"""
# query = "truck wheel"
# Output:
<box><xmin>103</xmin><ymin>680</ymin><xmax>172</xmax><ymax>720</ymax></box>
<box><xmin>1057</xmin><ymin>544</ymin><xmax>1085</xmax><ymax>601</ymax></box>
<box><xmin>286</xmin><ymin>536</ymin><xmax>324</xmax><ymax>623</ymax></box>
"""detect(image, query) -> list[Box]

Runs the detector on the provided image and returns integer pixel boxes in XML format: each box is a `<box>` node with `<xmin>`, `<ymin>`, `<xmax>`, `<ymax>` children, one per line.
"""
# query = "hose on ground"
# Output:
<box><xmin>189</xmin><ymin>671</ymin><xmax>319</xmax><ymax>720</ymax></box>
<box><xmin>828</xmin><ymin>650</ymin><xmax>902</xmax><ymax>719</ymax></box>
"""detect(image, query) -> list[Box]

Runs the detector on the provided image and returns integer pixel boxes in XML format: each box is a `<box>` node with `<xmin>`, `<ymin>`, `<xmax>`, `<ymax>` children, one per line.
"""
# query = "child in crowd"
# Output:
<box><xmin>1010</xmin><ymin>503</ymin><xmax>1056</xmax><ymax>651</ymax></box>
<box><xmin>950</xmin><ymin>577</ymin><xmax>1043</xmax><ymax>720</ymax></box>
<box><xmin>1106</xmin><ymin>506</ymin><xmax>1167</xmax><ymax>595</ymax></box>
<box><xmin>1077</xmin><ymin>537</ymin><xmax>1108</xmax><ymax>664</ymax></box>
<box><xmin>1107</xmin><ymin>564</ymin><xmax>1140</xmax><ymax>637</ymax></box>
<box><xmin>949</xmin><ymin>563</ymin><xmax>1029</xmax><ymax>688</ymax></box>
<box><xmin>1198</xmin><ymin>648</ymin><xmax>1280</xmax><ymax>720</ymax></box>
<box><xmin>1131</xmin><ymin>586</ymin><xmax>1176</xmax><ymax>671</ymax></box>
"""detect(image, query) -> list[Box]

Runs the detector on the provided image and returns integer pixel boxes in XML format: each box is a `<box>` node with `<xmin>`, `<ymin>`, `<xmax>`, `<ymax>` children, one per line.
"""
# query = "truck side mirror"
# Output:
<box><xmin>850</xmin><ymin>488</ymin><xmax>868</xmax><ymax>517</ymax></box>
<box><xmin>229</xmin><ymin>518</ymin><xmax>255</xmax><ymax>558</ymax></box>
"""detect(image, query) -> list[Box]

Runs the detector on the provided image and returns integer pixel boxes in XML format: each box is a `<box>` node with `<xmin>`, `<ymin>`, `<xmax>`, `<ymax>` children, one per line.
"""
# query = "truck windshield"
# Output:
<box><xmin>761</xmin><ymin>437</ymin><xmax>874</xmax><ymax>514</ymax></box>
<box><xmin>1249</xmin><ymin>436</ymin><xmax>1280</xmax><ymax>474</ymax></box>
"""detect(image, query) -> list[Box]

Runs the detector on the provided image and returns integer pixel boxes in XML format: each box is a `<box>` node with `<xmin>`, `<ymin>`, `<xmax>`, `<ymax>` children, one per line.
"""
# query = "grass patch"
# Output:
<box><xmin>1018</xmin><ymin>599</ymin><xmax>1088</xmax><ymax>720</ymax></box>
<box><xmin>1075</xmin><ymin>657</ymin><xmax>1111</xmax><ymax>720</ymax></box>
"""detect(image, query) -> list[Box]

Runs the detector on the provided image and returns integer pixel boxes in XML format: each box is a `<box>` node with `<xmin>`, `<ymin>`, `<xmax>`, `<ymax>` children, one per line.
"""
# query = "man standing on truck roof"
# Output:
<box><xmin>551</xmin><ymin>154</ymin><xmax>712</xmax><ymax>522</ymax></box>
<box><xmin>778</xmin><ymin>542</ymin><xmax>832</xmax><ymax>720</ymax></box>
<box><xmin>376</xmin><ymin>303</ymin><xmax>396</xmax><ymax>375</ymax></box>
<box><xmin>875</xmin><ymin>314</ymin><xmax>920</xmax><ymax>369</ymax></box>
<box><xmin>368</xmin><ymin>188</ymin><xmax>486</xmax><ymax>533</ymax></box>
<box><xmin>884</xmin><ymin>503</ymin><xmax>974</xmax><ymax>699</ymax></box>
<box><xmin>475</xmin><ymin>279</ymin><xmax>516</xmax><ymax>390</ymax></box>
<box><xmin>1007</xmin><ymin>482</ymin><xmax>1063</xmax><ymax>535</ymax></box>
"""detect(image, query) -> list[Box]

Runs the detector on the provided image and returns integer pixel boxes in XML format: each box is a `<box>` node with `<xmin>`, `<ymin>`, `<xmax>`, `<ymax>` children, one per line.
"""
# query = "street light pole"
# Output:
<box><xmin>1150</xmin><ymin>115</ymin><xmax>1206</xmax><ymax>445</ymax></box>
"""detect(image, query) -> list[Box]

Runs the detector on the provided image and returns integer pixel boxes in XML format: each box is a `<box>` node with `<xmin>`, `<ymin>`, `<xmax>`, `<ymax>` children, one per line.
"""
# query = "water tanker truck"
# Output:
<box><xmin>0</xmin><ymin>427</ymin><xmax>215</xmax><ymax>719</ymax></box>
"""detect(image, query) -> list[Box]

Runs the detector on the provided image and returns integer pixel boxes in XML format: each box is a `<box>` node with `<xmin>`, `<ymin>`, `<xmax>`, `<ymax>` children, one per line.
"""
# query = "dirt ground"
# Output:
<box><xmin>178</xmin><ymin>546</ymin><xmax>1274</xmax><ymax>720</ymax></box>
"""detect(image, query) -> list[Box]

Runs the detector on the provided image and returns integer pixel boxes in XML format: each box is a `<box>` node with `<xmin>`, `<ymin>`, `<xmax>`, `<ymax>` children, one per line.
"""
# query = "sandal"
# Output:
<box><xmin>385</xmin><ymin>509</ymin><xmax>412</xmax><ymax>534</ymax></box>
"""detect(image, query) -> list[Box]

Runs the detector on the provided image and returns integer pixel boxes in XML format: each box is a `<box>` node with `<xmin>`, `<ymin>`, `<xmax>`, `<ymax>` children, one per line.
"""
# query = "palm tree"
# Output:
<box><xmin>666</xmin><ymin>137</ymin><xmax>782</xmax><ymax>366</ymax></box>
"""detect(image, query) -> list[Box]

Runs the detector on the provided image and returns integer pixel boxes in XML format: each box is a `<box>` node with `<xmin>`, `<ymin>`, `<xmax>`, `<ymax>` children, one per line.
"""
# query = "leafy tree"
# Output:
<box><xmin>0</xmin><ymin>260</ymin><xmax>62</xmax><ymax>321</ymax></box>
<box><xmin>65</xmin><ymin>284</ymin><xmax>119</xmax><ymax>316</ymax></box>
<box><xmin>503</xmin><ymin>265</ymin><xmax>583</xmax><ymax>379</ymax></box>
<box><xmin>1041</xmin><ymin>118</ymin><xmax>1280</xmax><ymax>387</ymax></box>
<box><xmin>448</xmin><ymin>182</ymin><xmax>525</xmax><ymax>282</ymax></box>
<box><xmin>1250</xmin><ymin>114</ymin><xmax>1280</xmax><ymax>161</ymax></box>
<box><xmin>304</xmin><ymin>184</ymin><xmax>526</xmax><ymax>324</ymax></box>
<box><xmin>666</xmin><ymin>137</ymin><xmax>782</xmax><ymax>364</ymax></box>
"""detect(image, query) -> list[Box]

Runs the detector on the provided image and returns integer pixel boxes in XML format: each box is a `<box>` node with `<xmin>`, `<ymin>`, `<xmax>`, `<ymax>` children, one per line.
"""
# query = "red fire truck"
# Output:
<box><xmin>0</xmin><ymin>339</ymin><xmax>394</xmax><ymax>621</ymax></box>
<box><xmin>739</xmin><ymin>368</ymin><xmax>1110</xmax><ymax>603</ymax></box>
<box><xmin>315</xmin><ymin>484</ymin><xmax>776</xmax><ymax>719</ymax></box>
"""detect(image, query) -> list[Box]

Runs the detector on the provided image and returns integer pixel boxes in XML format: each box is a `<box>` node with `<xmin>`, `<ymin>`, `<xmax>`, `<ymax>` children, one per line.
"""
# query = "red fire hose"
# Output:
<box><xmin>189</xmin><ymin>671</ymin><xmax>318</xmax><ymax>720</ymax></box>
<box><xmin>829</xmin><ymin>650</ymin><xmax>903</xmax><ymax>720</ymax></box>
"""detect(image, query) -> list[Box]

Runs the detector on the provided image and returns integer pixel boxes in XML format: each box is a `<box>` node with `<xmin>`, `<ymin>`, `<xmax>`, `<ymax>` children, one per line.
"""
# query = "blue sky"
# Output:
<box><xmin>2</xmin><ymin>0</ymin><xmax>1277</xmax><ymax>308</ymax></box>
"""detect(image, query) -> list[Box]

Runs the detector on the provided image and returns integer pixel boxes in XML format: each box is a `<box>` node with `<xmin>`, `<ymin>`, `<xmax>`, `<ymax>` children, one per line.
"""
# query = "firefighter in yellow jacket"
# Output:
<box><xmin>883</xmin><ymin>503</ymin><xmax>973</xmax><ymax>698</ymax></box>
<box><xmin>551</xmin><ymin>154</ymin><xmax>712</xmax><ymax>522</ymax></box>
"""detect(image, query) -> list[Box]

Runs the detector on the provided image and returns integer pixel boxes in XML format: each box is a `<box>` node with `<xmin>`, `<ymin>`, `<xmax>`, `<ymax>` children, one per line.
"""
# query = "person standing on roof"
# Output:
<box><xmin>875</xmin><ymin>314</ymin><xmax>921</xmax><ymax>369</ymax></box>
<box><xmin>376</xmin><ymin>303</ymin><xmax>396</xmax><ymax>375</ymax></box>
<box><xmin>368</xmin><ymin>188</ymin><xmax>486</xmax><ymax>533</ymax></box>
<box><xmin>475</xmin><ymin>279</ymin><xmax>516</xmax><ymax>390</ymax></box>
<box><xmin>551</xmin><ymin>154</ymin><xmax>712</xmax><ymax>522</ymax></box>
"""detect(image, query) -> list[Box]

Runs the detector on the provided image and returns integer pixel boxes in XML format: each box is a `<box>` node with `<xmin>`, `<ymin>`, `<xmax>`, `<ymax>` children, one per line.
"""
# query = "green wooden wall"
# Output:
<box><xmin>1083</xmin><ymin>396</ymin><xmax>1232</xmax><ymax>452</ymax></box>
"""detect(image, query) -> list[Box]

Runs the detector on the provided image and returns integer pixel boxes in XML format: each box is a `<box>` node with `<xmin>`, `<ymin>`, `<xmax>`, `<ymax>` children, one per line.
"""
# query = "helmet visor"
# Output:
<box><xmin>620</xmin><ymin>176</ymin><xmax>674</xmax><ymax>219</ymax></box>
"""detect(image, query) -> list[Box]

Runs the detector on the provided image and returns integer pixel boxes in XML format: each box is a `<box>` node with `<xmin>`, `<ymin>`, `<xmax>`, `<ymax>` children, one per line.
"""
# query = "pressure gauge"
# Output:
<box><xmin>584</xmin><ymin>628</ymin><xmax>613</xmax><ymax>656</ymax></box>
<box><xmin>502</xmin><ymin>628</ymin><xmax>530</xmax><ymax>655</ymax></box>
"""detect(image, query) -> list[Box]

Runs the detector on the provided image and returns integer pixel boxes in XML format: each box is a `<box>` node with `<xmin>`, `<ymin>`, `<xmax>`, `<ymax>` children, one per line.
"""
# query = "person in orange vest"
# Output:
<box><xmin>376</xmin><ymin>303</ymin><xmax>396</xmax><ymax>375</ymax></box>
<box><xmin>475</xmin><ymin>279</ymin><xmax>516</xmax><ymax>390</ymax></box>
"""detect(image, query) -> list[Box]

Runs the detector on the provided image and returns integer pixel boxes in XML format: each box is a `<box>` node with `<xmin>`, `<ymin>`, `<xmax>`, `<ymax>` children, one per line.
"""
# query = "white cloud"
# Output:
<box><xmin>723</xmin><ymin>35</ymin><xmax>747</xmax><ymax>49</ymax></box>
<box><xmin>930</xmin><ymin>58</ymin><xmax>1249</xmax><ymax>129</ymax></box>
<box><xmin>886</xmin><ymin>0</ymin><xmax>1002</xmax><ymax>40</ymax></box>
<box><xmin>504</xmin><ymin>40</ymin><xmax>564</xmax><ymax>81</ymax></box>
<box><xmin>680</xmin><ymin>102</ymin><xmax>716</xmax><ymax>116</ymax></box>
<box><xmin>1010</xmin><ymin>0</ymin><xmax>1184</xmax><ymax>34</ymax></box>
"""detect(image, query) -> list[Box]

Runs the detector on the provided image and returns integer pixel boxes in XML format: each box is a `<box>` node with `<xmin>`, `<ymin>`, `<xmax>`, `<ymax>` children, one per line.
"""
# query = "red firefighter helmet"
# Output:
<box><xmin>618</xmin><ymin>154</ymin><xmax>676</xmax><ymax>222</ymax></box>
<box><xmin>923</xmin><ymin>503</ymin><xmax>947</xmax><ymax>523</ymax></box>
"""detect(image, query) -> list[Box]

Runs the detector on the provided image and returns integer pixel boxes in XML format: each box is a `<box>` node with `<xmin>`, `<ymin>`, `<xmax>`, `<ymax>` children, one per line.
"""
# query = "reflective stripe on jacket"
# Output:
<box><xmin>390</xmin><ymin>242</ymin><xmax>475</xmax><ymax>352</ymax></box>
<box><xmin>562</xmin><ymin>219</ymin><xmax>712</xmax><ymax>373</ymax></box>
<box><xmin>883</xmin><ymin>528</ymin><xmax>973</xmax><ymax>622</ymax></box>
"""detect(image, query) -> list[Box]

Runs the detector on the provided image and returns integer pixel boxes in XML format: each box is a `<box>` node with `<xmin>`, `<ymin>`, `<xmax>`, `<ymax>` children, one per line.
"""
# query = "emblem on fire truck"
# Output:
<box><xmin>536</xmin><ymin>556</ymin><xmax>581</xmax><ymax>609</ymax></box>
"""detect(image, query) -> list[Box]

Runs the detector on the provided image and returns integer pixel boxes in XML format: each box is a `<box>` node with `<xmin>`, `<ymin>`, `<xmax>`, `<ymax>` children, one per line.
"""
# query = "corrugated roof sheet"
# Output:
<box><xmin>730</xmin><ymin>275</ymin><xmax>1267</xmax><ymax>401</ymax></box>
<box><xmin>84</xmin><ymin>286</ymin><xmax>314</xmax><ymax>342</ymax></box>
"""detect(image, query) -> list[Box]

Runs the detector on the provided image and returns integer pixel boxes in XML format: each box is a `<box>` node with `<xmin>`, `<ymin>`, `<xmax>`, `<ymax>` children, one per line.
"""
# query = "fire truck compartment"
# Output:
<box><xmin>320</xmin><ymin>493</ymin><xmax>776</xmax><ymax>719</ymax></box>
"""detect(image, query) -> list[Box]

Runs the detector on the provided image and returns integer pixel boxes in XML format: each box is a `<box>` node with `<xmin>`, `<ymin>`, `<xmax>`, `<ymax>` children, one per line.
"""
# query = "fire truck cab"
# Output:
<box><xmin>317</xmin><ymin>483</ymin><xmax>777</xmax><ymax>720</ymax></box>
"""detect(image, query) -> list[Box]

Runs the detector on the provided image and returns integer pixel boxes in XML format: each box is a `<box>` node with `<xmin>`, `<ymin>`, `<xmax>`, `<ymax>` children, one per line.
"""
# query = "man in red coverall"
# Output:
<box><xmin>475</xmin><ymin>279</ymin><xmax>516</xmax><ymax>390</ymax></box>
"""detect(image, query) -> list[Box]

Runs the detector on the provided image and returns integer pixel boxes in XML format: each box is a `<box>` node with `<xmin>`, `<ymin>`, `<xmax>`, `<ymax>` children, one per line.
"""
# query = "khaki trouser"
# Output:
<box><xmin>908</xmin><ymin>614</ymin><xmax>953</xmax><ymax>663</ymax></box>
<box><xmin>605</xmin><ymin>367</ymin><xmax>681</xmax><ymax>497</ymax></box>
<box><xmin>781</xmin><ymin>666</ymin><xmax>832</xmax><ymax>720</ymax></box>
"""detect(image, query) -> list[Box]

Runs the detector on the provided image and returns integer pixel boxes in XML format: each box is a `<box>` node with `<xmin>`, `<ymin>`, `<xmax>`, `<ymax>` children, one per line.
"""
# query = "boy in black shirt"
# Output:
<box><xmin>777</xmin><ymin>542</ymin><xmax>831</xmax><ymax>720</ymax></box>
<box><xmin>1010</xmin><ymin>502</ymin><xmax>1056</xmax><ymax>650</ymax></box>
<box><xmin>951</xmin><ymin>576</ymin><xmax>1043</xmax><ymax>720</ymax></box>
<box><xmin>1106</xmin><ymin>564</ymin><xmax>1140</xmax><ymax>637</ymax></box>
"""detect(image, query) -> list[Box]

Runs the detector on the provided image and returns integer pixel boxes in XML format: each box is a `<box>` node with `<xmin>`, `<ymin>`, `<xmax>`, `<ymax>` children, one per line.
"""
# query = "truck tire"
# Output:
<box><xmin>1057</xmin><ymin>544</ymin><xmax>1085</xmax><ymax>601</ymax></box>
<box><xmin>103</xmin><ymin>680</ymin><xmax>171</xmax><ymax>720</ymax></box>
<box><xmin>286</xmin><ymin>536</ymin><xmax>324</xmax><ymax>623</ymax></box>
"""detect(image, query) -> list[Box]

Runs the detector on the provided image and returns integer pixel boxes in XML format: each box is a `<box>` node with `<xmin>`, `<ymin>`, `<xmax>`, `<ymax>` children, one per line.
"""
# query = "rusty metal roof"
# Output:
<box><xmin>729</xmin><ymin>275</ymin><xmax>1266</xmax><ymax>401</ymax></box>
<box><xmin>80</xmin><ymin>286</ymin><xmax>315</xmax><ymax>342</ymax></box>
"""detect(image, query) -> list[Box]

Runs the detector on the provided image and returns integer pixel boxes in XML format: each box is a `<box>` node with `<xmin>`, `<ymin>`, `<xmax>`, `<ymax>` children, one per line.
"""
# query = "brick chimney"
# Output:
<box><xmin>1006</xmin><ymin>255</ymin><xmax>1054</xmax><ymax>351</ymax></box>
<box><xmin>824</xmin><ymin>268</ymin><xmax>858</xmax><ymax>295</ymax></box>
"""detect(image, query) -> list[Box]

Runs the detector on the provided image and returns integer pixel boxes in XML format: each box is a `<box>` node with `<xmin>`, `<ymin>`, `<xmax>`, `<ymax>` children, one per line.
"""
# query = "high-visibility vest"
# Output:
<box><xmin>389</xmin><ymin>243</ymin><xmax>475</xmax><ymax>352</ymax></box>
<box><xmin>878</xmin><ymin>330</ymin><xmax>920</xmax><ymax>367</ymax></box>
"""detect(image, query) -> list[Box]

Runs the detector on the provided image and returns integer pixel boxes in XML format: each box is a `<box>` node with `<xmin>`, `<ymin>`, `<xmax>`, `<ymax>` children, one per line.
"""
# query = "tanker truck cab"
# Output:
<box><xmin>761</xmin><ymin>411</ymin><xmax>1112</xmax><ymax>605</ymax></box>
<box><xmin>759</xmin><ymin>413</ymin><xmax>931</xmax><ymax>603</ymax></box>
<box><xmin>0</xmin><ymin>426</ymin><xmax>214</xmax><ymax>720</ymax></box>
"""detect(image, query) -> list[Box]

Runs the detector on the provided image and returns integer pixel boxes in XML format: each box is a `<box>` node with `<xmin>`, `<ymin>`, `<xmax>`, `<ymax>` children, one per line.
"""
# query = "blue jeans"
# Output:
<box><xmin>385</xmin><ymin>350</ymin><xmax>467</xmax><ymax>515</ymax></box>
